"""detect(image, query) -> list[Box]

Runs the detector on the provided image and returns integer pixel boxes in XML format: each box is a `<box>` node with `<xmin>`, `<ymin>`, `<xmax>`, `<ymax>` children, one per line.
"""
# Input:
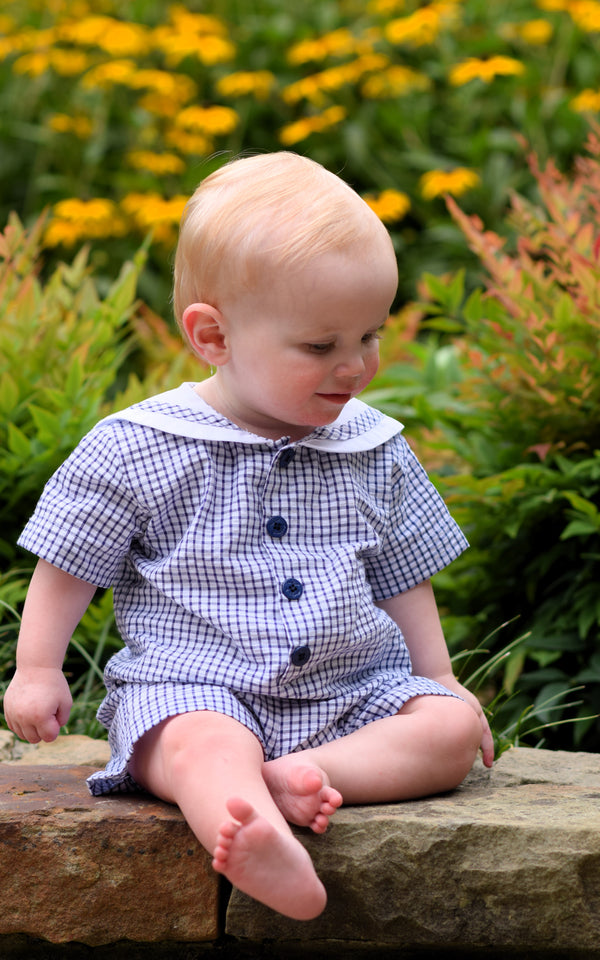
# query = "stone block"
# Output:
<box><xmin>0</xmin><ymin>730</ymin><xmax>110</xmax><ymax>767</ymax></box>
<box><xmin>226</xmin><ymin>747</ymin><xmax>600</xmax><ymax>953</ymax></box>
<box><xmin>0</xmin><ymin>762</ymin><xmax>219</xmax><ymax>946</ymax></box>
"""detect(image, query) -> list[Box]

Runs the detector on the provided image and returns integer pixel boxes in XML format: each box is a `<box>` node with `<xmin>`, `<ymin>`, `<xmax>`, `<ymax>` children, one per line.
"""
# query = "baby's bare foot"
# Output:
<box><xmin>212</xmin><ymin>797</ymin><xmax>327</xmax><ymax>920</ymax></box>
<box><xmin>263</xmin><ymin>756</ymin><xmax>343</xmax><ymax>833</ymax></box>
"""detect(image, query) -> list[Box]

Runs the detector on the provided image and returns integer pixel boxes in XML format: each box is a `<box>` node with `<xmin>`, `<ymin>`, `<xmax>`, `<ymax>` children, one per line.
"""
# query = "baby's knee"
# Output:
<box><xmin>437</xmin><ymin>697</ymin><xmax>482</xmax><ymax>782</ymax></box>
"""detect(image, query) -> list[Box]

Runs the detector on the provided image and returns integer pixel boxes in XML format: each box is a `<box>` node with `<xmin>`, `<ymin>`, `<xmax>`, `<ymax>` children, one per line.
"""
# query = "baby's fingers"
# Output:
<box><xmin>479</xmin><ymin>714</ymin><xmax>495</xmax><ymax>768</ymax></box>
<box><xmin>5</xmin><ymin>702</ymin><xmax>62</xmax><ymax>744</ymax></box>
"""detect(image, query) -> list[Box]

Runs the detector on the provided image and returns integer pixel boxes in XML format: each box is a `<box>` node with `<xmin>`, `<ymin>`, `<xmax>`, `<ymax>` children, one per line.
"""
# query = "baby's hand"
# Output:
<box><xmin>436</xmin><ymin>673</ymin><xmax>495</xmax><ymax>769</ymax></box>
<box><xmin>3</xmin><ymin>667</ymin><xmax>72</xmax><ymax>744</ymax></box>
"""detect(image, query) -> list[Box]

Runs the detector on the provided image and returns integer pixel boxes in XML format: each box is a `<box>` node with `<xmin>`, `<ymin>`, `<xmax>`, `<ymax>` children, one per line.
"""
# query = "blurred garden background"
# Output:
<box><xmin>1</xmin><ymin>0</ymin><xmax>600</xmax><ymax>755</ymax></box>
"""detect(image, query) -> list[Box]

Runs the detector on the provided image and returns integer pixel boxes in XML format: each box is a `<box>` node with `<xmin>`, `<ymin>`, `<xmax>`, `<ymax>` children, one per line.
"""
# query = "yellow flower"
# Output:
<box><xmin>121</xmin><ymin>192</ymin><xmax>188</xmax><ymax>244</ymax></box>
<box><xmin>278</xmin><ymin>105</ymin><xmax>347</xmax><ymax>146</ymax></box>
<box><xmin>81</xmin><ymin>59</ymin><xmax>137</xmax><ymax>89</ymax></box>
<box><xmin>139</xmin><ymin>94</ymin><xmax>183</xmax><ymax>119</ymax></box>
<box><xmin>168</xmin><ymin>7</ymin><xmax>227</xmax><ymax>35</ymax></box>
<box><xmin>175</xmin><ymin>105</ymin><xmax>239</xmax><ymax>136</ymax></box>
<box><xmin>44</xmin><ymin>220</ymin><xmax>86</xmax><ymax>248</ymax></box>
<box><xmin>570</xmin><ymin>88</ymin><xmax>600</xmax><ymax>111</ymax></box>
<box><xmin>368</xmin><ymin>0</ymin><xmax>407</xmax><ymax>14</ymax></box>
<box><xmin>126</xmin><ymin>151</ymin><xmax>186</xmax><ymax>176</ymax></box>
<box><xmin>282</xmin><ymin>75</ymin><xmax>327</xmax><ymax>107</ymax></box>
<box><xmin>216</xmin><ymin>70</ymin><xmax>276</xmax><ymax>100</ymax></box>
<box><xmin>283</xmin><ymin>54</ymin><xmax>389</xmax><ymax>105</ymax></box>
<box><xmin>165</xmin><ymin>128</ymin><xmax>214</xmax><ymax>156</ymax></box>
<box><xmin>287</xmin><ymin>28</ymin><xmax>359</xmax><ymax>65</ymax></box>
<box><xmin>505</xmin><ymin>19</ymin><xmax>553</xmax><ymax>44</ymax></box>
<box><xmin>152</xmin><ymin>8</ymin><xmax>234</xmax><ymax>67</ymax></box>
<box><xmin>13</xmin><ymin>51</ymin><xmax>53</xmax><ymax>76</ymax></box>
<box><xmin>386</xmin><ymin>3</ymin><xmax>460</xmax><ymax>47</ymax></box>
<box><xmin>82</xmin><ymin>62</ymin><xmax>197</xmax><ymax>105</ymax></box>
<box><xmin>420</xmin><ymin>168</ymin><xmax>481</xmax><ymax>200</ymax></box>
<box><xmin>568</xmin><ymin>0</ymin><xmax>600</xmax><ymax>31</ymax></box>
<box><xmin>449</xmin><ymin>55</ymin><xmax>525</xmax><ymax>86</ymax></box>
<box><xmin>536</xmin><ymin>0</ymin><xmax>568</xmax><ymax>8</ymax></box>
<box><xmin>127</xmin><ymin>69</ymin><xmax>197</xmax><ymax>103</ymax></box>
<box><xmin>49</xmin><ymin>48</ymin><xmax>90</xmax><ymax>76</ymax></box>
<box><xmin>0</xmin><ymin>27</ymin><xmax>56</xmax><ymax>60</ymax></box>
<box><xmin>362</xmin><ymin>64</ymin><xmax>431</xmax><ymax>98</ymax></box>
<box><xmin>57</xmin><ymin>17</ymin><xmax>149</xmax><ymax>56</ymax></box>
<box><xmin>45</xmin><ymin>198</ymin><xmax>127</xmax><ymax>246</ymax></box>
<box><xmin>363</xmin><ymin>189</ymin><xmax>411</xmax><ymax>223</ymax></box>
<box><xmin>48</xmin><ymin>112</ymin><xmax>93</xmax><ymax>138</ymax></box>
<box><xmin>159</xmin><ymin>32</ymin><xmax>236</xmax><ymax>66</ymax></box>
<box><xmin>53</xmin><ymin>197</ymin><xmax>118</xmax><ymax>221</ymax></box>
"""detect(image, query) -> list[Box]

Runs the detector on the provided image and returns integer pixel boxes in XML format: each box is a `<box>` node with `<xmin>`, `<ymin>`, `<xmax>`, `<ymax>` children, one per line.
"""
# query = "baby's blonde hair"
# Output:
<box><xmin>173</xmin><ymin>151</ymin><xmax>392</xmax><ymax>326</ymax></box>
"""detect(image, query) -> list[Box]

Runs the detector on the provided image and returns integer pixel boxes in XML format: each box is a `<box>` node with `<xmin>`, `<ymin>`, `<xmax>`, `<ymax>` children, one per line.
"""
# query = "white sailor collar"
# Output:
<box><xmin>102</xmin><ymin>382</ymin><xmax>403</xmax><ymax>453</ymax></box>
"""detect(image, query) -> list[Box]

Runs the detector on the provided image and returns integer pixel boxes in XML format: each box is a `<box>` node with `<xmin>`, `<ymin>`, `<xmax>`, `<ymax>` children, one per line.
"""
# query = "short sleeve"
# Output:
<box><xmin>364</xmin><ymin>436</ymin><xmax>468</xmax><ymax>600</ymax></box>
<box><xmin>18</xmin><ymin>424</ymin><xmax>148</xmax><ymax>587</ymax></box>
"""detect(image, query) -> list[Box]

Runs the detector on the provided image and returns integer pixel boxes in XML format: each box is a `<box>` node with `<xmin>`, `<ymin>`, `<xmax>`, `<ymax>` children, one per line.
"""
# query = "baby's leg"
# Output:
<box><xmin>129</xmin><ymin>711</ymin><xmax>326</xmax><ymax>919</ymax></box>
<box><xmin>297</xmin><ymin>695</ymin><xmax>481</xmax><ymax>804</ymax></box>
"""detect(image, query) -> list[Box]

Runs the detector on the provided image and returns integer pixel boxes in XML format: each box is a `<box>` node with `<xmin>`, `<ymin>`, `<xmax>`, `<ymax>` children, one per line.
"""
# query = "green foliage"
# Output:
<box><xmin>0</xmin><ymin>215</ymin><xmax>131</xmax><ymax>558</ymax></box>
<box><xmin>0</xmin><ymin>215</ymin><xmax>202</xmax><ymax>735</ymax></box>
<box><xmin>395</xmin><ymin>128</ymin><xmax>600</xmax><ymax>750</ymax></box>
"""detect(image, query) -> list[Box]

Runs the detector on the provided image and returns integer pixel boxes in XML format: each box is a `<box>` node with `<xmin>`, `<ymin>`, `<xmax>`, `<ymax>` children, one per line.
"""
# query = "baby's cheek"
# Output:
<box><xmin>362</xmin><ymin>352</ymin><xmax>379</xmax><ymax>388</ymax></box>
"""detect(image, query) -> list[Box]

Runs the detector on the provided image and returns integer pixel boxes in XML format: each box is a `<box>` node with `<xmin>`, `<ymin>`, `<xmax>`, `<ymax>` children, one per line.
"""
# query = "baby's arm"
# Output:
<box><xmin>377</xmin><ymin>580</ymin><xmax>494</xmax><ymax>767</ymax></box>
<box><xmin>3</xmin><ymin>558</ymin><xmax>97</xmax><ymax>743</ymax></box>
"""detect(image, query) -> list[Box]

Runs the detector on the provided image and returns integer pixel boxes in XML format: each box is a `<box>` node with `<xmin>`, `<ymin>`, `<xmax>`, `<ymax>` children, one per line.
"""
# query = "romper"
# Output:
<box><xmin>17</xmin><ymin>383</ymin><xmax>468</xmax><ymax>795</ymax></box>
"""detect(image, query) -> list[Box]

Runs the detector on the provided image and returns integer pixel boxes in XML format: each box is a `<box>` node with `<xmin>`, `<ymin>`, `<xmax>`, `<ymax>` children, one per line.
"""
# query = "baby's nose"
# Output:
<box><xmin>335</xmin><ymin>352</ymin><xmax>365</xmax><ymax>379</ymax></box>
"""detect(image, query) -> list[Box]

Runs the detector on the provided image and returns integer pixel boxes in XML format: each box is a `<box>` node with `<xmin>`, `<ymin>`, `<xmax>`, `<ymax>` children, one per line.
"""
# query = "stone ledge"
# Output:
<box><xmin>0</xmin><ymin>760</ymin><xmax>218</xmax><ymax>946</ymax></box>
<box><xmin>2</xmin><ymin>735</ymin><xmax>600</xmax><ymax>956</ymax></box>
<box><xmin>227</xmin><ymin>748</ymin><xmax>600</xmax><ymax>953</ymax></box>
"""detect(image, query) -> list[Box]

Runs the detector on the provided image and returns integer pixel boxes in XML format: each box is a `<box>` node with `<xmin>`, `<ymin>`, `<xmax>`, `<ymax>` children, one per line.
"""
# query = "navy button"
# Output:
<box><xmin>266</xmin><ymin>516</ymin><xmax>288</xmax><ymax>538</ymax></box>
<box><xmin>291</xmin><ymin>645</ymin><xmax>311</xmax><ymax>666</ymax></box>
<box><xmin>282</xmin><ymin>578</ymin><xmax>303</xmax><ymax>600</ymax></box>
<box><xmin>279</xmin><ymin>448</ymin><xmax>296</xmax><ymax>467</ymax></box>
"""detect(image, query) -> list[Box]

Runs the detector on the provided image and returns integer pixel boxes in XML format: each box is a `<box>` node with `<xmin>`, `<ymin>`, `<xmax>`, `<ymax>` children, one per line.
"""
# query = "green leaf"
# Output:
<box><xmin>562</xmin><ymin>491</ymin><xmax>600</xmax><ymax>517</ymax></box>
<box><xmin>561</xmin><ymin>518</ymin><xmax>600</xmax><ymax>540</ymax></box>
<box><xmin>6</xmin><ymin>422</ymin><xmax>30</xmax><ymax>458</ymax></box>
<box><xmin>533</xmin><ymin>682</ymin><xmax>576</xmax><ymax>725</ymax></box>
<box><xmin>0</xmin><ymin>373</ymin><xmax>19</xmax><ymax>414</ymax></box>
<box><xmin>64</xmin><ymin>354</ymin><xmax>83</xmax><ymax>400</ymax></box>
<box><xmin>28</xmin><ymin>404</ymin><xmax>60</xmax><ymax>440</ymax></box>
<box><xmin>503</xmin><ymin>647</ymin><xmax>526</xmax><ymax>695</ymax></box>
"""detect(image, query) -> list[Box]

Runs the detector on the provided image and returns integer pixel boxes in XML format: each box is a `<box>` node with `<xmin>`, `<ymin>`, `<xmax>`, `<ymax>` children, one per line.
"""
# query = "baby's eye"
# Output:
<box><xmin>306</xmin><ymin>342</ymin><xmax>334</xmax><ymax>354</ymax></box>
<box><xmin>362</xmin><ymin>329</ymin><xmax>383</xmax><ymax>344</ymax></box>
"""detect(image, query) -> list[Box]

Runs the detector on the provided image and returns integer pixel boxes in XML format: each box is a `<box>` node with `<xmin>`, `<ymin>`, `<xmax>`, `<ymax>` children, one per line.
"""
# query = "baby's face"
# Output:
<box><xmin>215</xmin><ymin>235</ymin><xmax>398</xmax><ymax>441</ymax></box>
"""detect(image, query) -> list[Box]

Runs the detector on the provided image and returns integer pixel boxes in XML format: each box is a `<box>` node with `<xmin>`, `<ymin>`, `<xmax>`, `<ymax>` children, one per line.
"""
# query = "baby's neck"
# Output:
<box><xmin>192</xmin><ymin>379</ymin><xmax>312</xmax><ymax>442</ymax></box>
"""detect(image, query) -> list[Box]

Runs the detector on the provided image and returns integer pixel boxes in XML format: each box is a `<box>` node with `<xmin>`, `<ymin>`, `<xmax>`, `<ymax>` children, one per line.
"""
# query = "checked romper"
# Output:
<box><xmin>17</xmin><ymin>383</ymin><xmax>468</xmax><ymax>794</ymax></box>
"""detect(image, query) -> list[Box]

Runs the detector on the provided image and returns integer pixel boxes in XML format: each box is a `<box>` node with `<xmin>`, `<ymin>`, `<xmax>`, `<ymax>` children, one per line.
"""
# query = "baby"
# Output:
<box><xmin>4</xmin><ymin>151</ymin><xmax>493</xmax><ymax>920</ymax></box>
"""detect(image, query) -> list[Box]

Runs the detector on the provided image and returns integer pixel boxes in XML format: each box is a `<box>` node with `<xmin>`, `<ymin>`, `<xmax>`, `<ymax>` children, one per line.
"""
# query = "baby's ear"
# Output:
<box><xmin>181</xmin><ymin>303</ymin><xmax>228</xmax><ymax>365</ymax></box>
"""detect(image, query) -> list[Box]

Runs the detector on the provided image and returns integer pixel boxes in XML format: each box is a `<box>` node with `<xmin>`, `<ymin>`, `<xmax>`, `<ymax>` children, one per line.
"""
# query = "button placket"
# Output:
<box><xmin>264</xmin><ymin>447</ymin><xmax>310</xmax><ymax>669</ymax></box>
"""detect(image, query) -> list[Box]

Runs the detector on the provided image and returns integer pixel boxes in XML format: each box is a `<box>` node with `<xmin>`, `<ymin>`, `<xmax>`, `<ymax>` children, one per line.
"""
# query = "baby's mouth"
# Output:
<box><xmin>316</xmin><ymin>392</ymin><xmax>352</xmax><ymax>404</ymax></box>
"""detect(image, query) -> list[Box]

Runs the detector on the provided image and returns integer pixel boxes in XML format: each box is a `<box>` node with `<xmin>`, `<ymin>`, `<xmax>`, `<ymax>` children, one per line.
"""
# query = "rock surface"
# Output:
<box><xmin>0</xmin><ymin>736</ymin><xmax>218</xmax><ymax>946</ymax></box>
<box><xmin>0</xmin><ymin>729</ymin><xmax>110</xmax><ymax>767</ymax></box>
<box><xmin>227</xmin><ymin>748</ymin><xmax>600</xmax><ymax>953</ymax></box>
<box><xmin>2</xmin><ymin>734</ymin><xmax>600</xmax><ymax>954</ymax></box>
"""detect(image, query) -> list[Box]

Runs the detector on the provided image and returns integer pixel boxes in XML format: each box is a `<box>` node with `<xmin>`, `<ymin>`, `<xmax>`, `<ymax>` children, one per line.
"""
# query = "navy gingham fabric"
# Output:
<box><xmin>18</xmin><ymin>385</ymin><xmax>468</xmax><ymax>794</ymax></box>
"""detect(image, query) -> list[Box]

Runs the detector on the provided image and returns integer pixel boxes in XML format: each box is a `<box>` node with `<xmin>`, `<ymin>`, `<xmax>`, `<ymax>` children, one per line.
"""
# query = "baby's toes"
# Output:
<box><xmin>310</xmin><ymin>812</ymin><xmax>330</xmax><ymax>834</ymax></box>
<box><xmin>323</xmin><ymin>785</ymin><xmax>343</xmax><ymax>809</ymax></box>
<box><xmin>218</xmin><ymin>818</ymin><xmax>240</xmax><ymax>842</ymax></box>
